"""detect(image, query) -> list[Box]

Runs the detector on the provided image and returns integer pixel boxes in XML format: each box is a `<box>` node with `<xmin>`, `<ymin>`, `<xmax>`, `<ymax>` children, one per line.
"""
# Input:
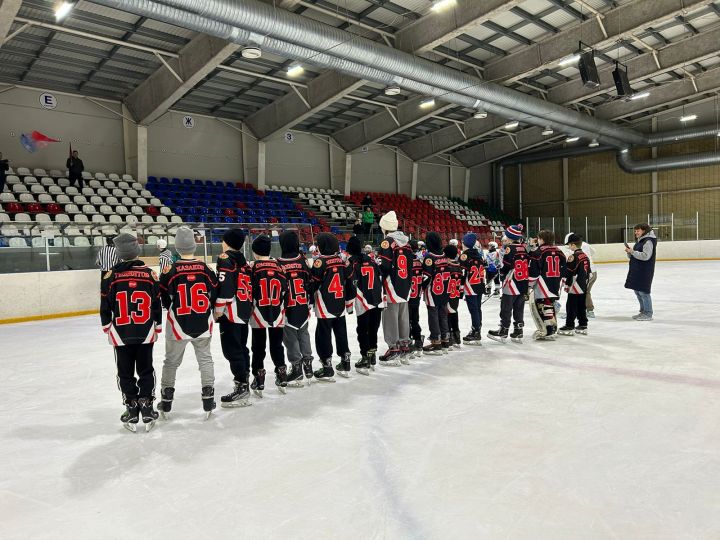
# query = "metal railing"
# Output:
<box><xmin>0</xmin><ymin>221</ymin><xmax>314</xmax><ymax>273</ymax></box>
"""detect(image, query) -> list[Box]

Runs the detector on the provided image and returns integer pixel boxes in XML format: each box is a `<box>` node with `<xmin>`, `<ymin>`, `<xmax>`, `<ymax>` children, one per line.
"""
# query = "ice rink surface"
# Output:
<box><xmin>2</xmin><ymin>260</ymin><xmax>720</xmax><ymax>540</ymax></box>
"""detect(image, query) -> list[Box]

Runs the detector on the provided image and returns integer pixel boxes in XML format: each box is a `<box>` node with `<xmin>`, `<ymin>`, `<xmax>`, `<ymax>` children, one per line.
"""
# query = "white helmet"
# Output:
<box><xmin>449</xmin><ymin>238</ymin><xmax>459</xmax><ymax>246</ymax></box>
<box><xmin>309</xmin><ymin>245</ymin><xmax>317</xmax><ymax>253</ymax></box>
<box><xmin>156</xmin><ymin>239</ymin><xmax>167</xmax><ymax>250</ymax></box>
<box><xmin>488</xmin><ymin>241</ymin><xmax>498</xmax><ymax>248</ymax></box>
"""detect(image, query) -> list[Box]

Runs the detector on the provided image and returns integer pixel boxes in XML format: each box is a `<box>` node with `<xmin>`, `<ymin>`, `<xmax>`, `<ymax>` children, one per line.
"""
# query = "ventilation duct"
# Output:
<box><xmin>617</xmin><ymin>148</ymin><xmax>720</xmax><ymax>173</ymax></box>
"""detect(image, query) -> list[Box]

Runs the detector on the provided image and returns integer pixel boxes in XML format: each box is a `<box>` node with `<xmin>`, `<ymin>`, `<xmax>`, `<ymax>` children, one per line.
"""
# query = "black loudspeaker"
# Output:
<box><xmin>578</xmin><ymin>50</ymin><xmax>600</xmax><ymax>88</ymax></box>
<box><xmin>613</xmin><ymin>64</ymin><xmax>632</xmax><ymax>97</ymax></box>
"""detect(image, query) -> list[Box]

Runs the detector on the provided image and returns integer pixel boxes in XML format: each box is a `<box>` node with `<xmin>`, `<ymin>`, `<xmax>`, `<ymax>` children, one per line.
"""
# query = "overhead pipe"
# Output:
<box><xmin>93</xmin><ymin>0</ymin><xmax>627</xmax><ymax>146</ymax></box>
<box><xmin>617</xmin><ymin>148</ymin><xmax>720</xmax><ymax>173</ymax></box>
<box><xmin>154</xmin><ymin>0</ymin><xmax>647</xmax><ymax>146</ymax></box>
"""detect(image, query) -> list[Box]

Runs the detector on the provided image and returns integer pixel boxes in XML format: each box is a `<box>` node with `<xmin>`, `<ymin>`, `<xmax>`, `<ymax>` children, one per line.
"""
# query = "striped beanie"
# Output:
<box><xmin>504</xmin><ymin>223</ymin><xmax>524</xmax><ymax>241</ymax></box>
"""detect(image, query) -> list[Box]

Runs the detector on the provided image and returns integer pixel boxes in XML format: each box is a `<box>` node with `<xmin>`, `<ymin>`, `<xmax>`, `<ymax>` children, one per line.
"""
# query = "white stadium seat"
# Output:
<box><xmin>16</xmin><ymin>167</ymin><xmax>30</xmax><ymax>176</ymax></box>
<box><xmin>41</xmin><ymin>177</ymin><xmax>55</xmax><ymax>187</ymax></box>
<box><xmin>82</xmin><ymin>172</ymin><xmax>93</xmax><ymax>180</ymax></box>
<box><xmin>125</xmin><ymin>215</ymin><xmax>138</xmax><ymax>225</ymax></box>
<box><xmin>35</xmin><ymin>213</ymin><xmax>51</xmax><ymax>223</ymax></box>
<box><xmin>121</xmin><ymin>196</ymin><xmax>133</xmax><ymax>206</ymax></box>
<box><xmin>58</xmin><ymin>178</ymin><xmax>70</xmax><ymax>187</ymax></box>
<box><xmin>170</xmin><ymin>216</ymin><xmax>183</xmax><ymax>223</ymax></box>
<box><xmin>19</xmin><ymin>193</ymin><xmax>34</xmax><ymax>203</ymax></box>
<box><xmin>65</xmin><ymin>204</ymin><xmax>80</xmax><ymax>215</ymax></box>
<box><xmin>73</xmin><ymin>195</ymin><xmax>88</xmax><ymax>205</ymax></box>
<box><xmin>12</xmin><ymin>184</ymin><xmax>28</xmax><ymax>194</ymax></box>
<box><xmin>65</xmin><ymin>186</ymin><xmax>79</xmax><ymax>196</ymax></box>
<box><xmin>115</xmin><ymin>205</ymin><xmax>129</xmax><ymax>216</ymax></box>
<box><xmin>106</xmin><ymin>197</ymin><xmax>119</xmax><ymax>206</ymax></box>
<box><xmin>31</xmin><ymin>236</ymin><xmax>45</xmax><ymax>248</ymax></box>
<box><xmin>132</xmin><ymin>183</ymin><xmax>143</xmax><ymax>191</ymax></box>
<box><xmin>74</xmin><ymin>214</ymin><xmax>90</xmax><ymax>224</ymax></box>
<box><xmin>92</xmin><ymin>214</ymin><xmax>107</xmax><ymax>224</ymax></box>
<box><xmin>104</xmin><ymin>181</ymin><xmax>116</xmax><ymax>189</ymax></box>
<box><xmin>14</xmin><ymin>212</ymin><xmax>31</xmax><ymax>222</ymax></box>
<box><xmin>0</xmin><ymin>213</ymin><xmax>9</xmax><ymax>222</ymax></box>
<box><xmin>82</xmin><ymin>187</ymin><xmax>94</xmax><ymax>196</ymax></box>
<box><xmin>94</xmin><ymin>172</ymin><xmax>107</xmax><ymax>180</ymax></box>
<box><xmin>141</xmin><ymin>215</ymin><xmax>154</xmax><ymax>224</ymax></box>
<box><xmin>131</xmin><ymin>206</ymin><xmax>143</xmax><ymax>216</ymax></box>
<box><xmin>160</xmin><ymin>206</ymin><xmax>172</xmax><ymax>216</ymax></box>
<box><xmin>38</xmin><ymin>194</ymin><xmax>53</xmax><ymax>204</ymax></box>
<box><xmin>9</xmin><ymin>237</ymin><xmax>27</xmax><ymax>247</ymax></box>
<box><xmin>156</xmin><ymin>215</ymin><xmax>169</xmax><ymax>224</ymax></box>
<box><xmin>33</xmin><ymin>168</ymin><xmax>47</xmax><ymax>177</ymax></box>
<box><xmin>49</xmin><ymin>169</ymin><xmax>63</xmax><ymax>178</ymax></box>
<box><xmin>118</xmin><ymin>181</ymin><xmax>130</xmax><ymax>190</ymax></box>
<box><xmin>108</xmin><ymin>173</ymin><xmax>120</xmax><ymax>181</ymax></box>
<box><xmin>109</xmin><ymin>215</ymin><xmax>123</xmax><ymax>224</ymax></box>
<box><xmin>122</xmin><ymin>174</ymin><xmax>134</xmax><ymax>182</ymax></box>
<box><xmin>82</xmin><ymin>204</ymin><xmax>97</xmax><ymax>215</ymax></box>
<box><xmin>97</xmin><ymin>188</ymin><xmax>110</xmax><ymax>197</ymax></box>
<box><xmin>93</xmin><ymin>236</ymin><xmax>105</xmax><ymax>246</ymax></box>
<box><xmin>55</xmin><ymin>214</ymin><xmax>70</xmax><ymax>223</ymax></box>
<box><xmin>90</xmin><ymin>196</ymin><xmax>103</xmax><ymax>206</ymax></box>
<box><xmin>56</xmin><ymin>194</ymin><xmax>71</xmax><ymax>204</ymax></box>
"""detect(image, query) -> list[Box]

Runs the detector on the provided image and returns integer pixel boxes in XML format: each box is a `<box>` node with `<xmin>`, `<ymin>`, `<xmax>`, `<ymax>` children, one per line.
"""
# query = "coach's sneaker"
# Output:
<box><xmin>487</xmin><ymin>326</ymin><xmax>508</xmax><ymax>344</ymax></box>
<box><xmin>636</xmin><ymin>313</ymin><xmax>653</xmax><ymax>321</ymax></box>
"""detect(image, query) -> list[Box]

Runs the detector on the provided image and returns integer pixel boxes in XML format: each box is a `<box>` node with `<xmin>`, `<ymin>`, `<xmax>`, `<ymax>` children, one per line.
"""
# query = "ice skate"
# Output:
<box><xmin>251</xmin><ymin>369</ymin><xmax>266</xmax><ymax>398</ymax></box>
<box><xmin>367</xmin><ymin>349</ymin><xmax>377</xmax><ymax>371</ymax></box>
<box><xmin>121</xmin><ymin>400</ymin><xmax>139</xmax><ymax>433</ymax></box>
<box><xmin>493</xmin><ymin>288</ymin><xmax>500</xmax><ymax>296</ymax></box>
<box><xmin>399</xmin><ymin>341</ymin><xmax>412</xmax><ymax>365</ymax></box>
<box><xmin>462</xmin><ymin>328</ymin><xmax>482</xmax><ymax>346</ymax></box>
<box><xmin>302</xmin><ymin>357</ymin><xmax>314</xmax><ymax>384</ymax></box>
<box><xmin>413</xmin><ymin>336</ymin><xmax>424</xmax><ymax>357</ymax></box>
<box><xmin>487</xmin><ymin>326</ymin><xmax>508</xmax><ymax>344</ymax></box>
<box><xmin>157</xmin><ymin>387</ymin><xmax>174</xmax><ymax>420</ymax></box>
<box><xmin>355</xmin><ymin>351</ymin><xmax>372</xmax><ymax>376</ymax></box>
<box><xmin>510</xmin><ymin>323</ymin><xmax>524</xmax><ymax>343</ymax></box>
<box><xmin>422</xmin><ymin>340</ymin><xmax>443</xmax><ymax>356</ymax></box>
<box><xmin>138</xmin><ymin>397</ymin><xmax>158</xmax><ymax>432</ymax></box>
<box><xmin>275</xmin><ymin>366</ymin><xmax>288</xmax><ymax>394</ymax></box>
<box><xmin>314</xmin><ymin>358</ymin><xmax>335</xmax><ymax>382</ymax></box>
<box><xmin>379</xmin><ymin>348</ymin><xmax>401</xmax><ymax>367</ymax></box>
<box><xmin>201</xmin><ymin>386</ymin><xmax>215</xmax><ymax>420</ymax></box>
<box><xmin>440</xmin><ymin>337</ymin><xmax>451</xmax><ymax>354</ymax></box>
<box><xmin>557</xmin><ymin>325</ymin><xmax>575</xmax><ymax>336</ymax></box>
<box><xmin>286</xmin><ymin>361</ymin><xmax>305</xmax><ymax>388</ymax></box>
<box><xmin>220</xmin><ymin>381</ymin><xmax>251</xmax><ymax>408</ymax></box>
<box><xmin>587</xmin><ymin>310</ymin><xmax>595</xmax><ymax>318</ymax></box>
<box><xmin>335</xmin><ymin>353</ymin><xmax>351</xmax><ymax>378</ymax></box>
<box><xmin>533</xmin><ymin>329</ymin><xmax>556</xmax><ymax>341</ymax></box>
<box><xmin>575</xmin><ymin>326</ymin><xmax>588</xmax><ymax>335</ymax></box>
<box><xmin>452</xmin><ymin>331</ymin><xmax>462</xmax><ymax>349</ymax></box>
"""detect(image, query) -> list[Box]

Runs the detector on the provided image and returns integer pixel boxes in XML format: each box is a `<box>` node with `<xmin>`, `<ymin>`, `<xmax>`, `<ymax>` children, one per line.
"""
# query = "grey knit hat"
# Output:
<box><xmin>174</xmin><ymin>226</ymin><xmax>196</xmax><ymax>255</ymax></box>
<box><xmin>113</xmin><ymin>233</ymin><xmax>139</xmax><ymax>261</ymax></box>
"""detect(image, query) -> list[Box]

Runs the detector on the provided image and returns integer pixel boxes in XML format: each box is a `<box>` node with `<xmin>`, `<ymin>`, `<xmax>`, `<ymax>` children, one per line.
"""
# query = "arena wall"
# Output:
<box><xmin>3</xmin><ymin>240</ymin><xmax>719</xmax><ymax>323</ymax></box>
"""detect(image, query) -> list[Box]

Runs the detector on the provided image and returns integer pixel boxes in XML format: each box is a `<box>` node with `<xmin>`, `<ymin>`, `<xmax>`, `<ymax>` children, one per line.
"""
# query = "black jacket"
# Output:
<box><xmin>160</xmin><ymin>259</ymin><xmax>218</xmax><ymax>339</ymax></box>
<box><xmin>66</xmin><ymin>157</ymin><xmax>84</xmax><ymax>176</ymax></box>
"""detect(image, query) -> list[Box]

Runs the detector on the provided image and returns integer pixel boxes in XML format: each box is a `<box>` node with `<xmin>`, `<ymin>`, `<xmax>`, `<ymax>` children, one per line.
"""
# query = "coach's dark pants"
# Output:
<box><xmin>315</xmin><ymin>317</ymin><xmax>349</xmax><ymax>359</ymax></box>
<box><xmin>219</xmin><ymin>317</ymin><xmax>250</xmax><ymax>383</ymax></box>
<box><xmin>114</xmin><ymin>343</ymin><xmax>155</xmax><ymax>405</ymax></box>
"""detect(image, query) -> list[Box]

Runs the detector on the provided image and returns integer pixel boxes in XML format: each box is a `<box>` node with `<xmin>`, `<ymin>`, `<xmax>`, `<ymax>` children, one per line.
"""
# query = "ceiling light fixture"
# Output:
<box><xmin>431</xmin><ymin>0</ymin><xmax>456</xmax><ymax>12</ymax></box>
<box><xmin>241</xmin><ymin>46</ymin><xmax>262</xmax><ymax>59</ymax></box>
<box><xmin>541</xmin><ymin>126</ymin><xmax>554</xmax><ymax>136</ymax></box>
<box><xmin>504</xmin><ymin>120</ymin><xmax>519</xmax><ymax>130</ymax></box>
<box><xmin>419</xmin><ymin>97</ymin><xmax>436</xmax><ymax>109</ymax></box>
<box><xmin>630</xmin><ymin>91</ymin><xmax>650</xmax><ymax>100</ymax></box>
<box><xmin>55</xmin><ymin>1</ymin><xmax>75</xmax><ymax>20</ymax></box>
<box><xmin>566</xmin><ymin>136</ymin><xmax>580</xmax><ymax>143</ymax></box>
<box><xmin>680</xmin><ymin>114</ymin><xmax>697</xmax><ymax>122</ymax></box>
<box><xmin>588</xmin><ymin>139</ymin><xmax>599</xmax><ymax>147</ymax></box>
<box><xmin>287</xmin><ymin>64</ymin><xmax>304</xmax><ymax>77</ymax></box>
<box><xmin>384</xmin><ymin>85</ymin><xmax>401</xmax><ymax>96</ymax></box>
<box><xmin>473</xmin><ymin>109</ymin><xmax>488</xmax><ymax>119</ymax></box>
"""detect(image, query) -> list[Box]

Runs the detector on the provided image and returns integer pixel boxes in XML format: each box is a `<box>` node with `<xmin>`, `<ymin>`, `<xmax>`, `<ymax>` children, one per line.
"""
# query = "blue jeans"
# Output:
<box><xmin>465</xmin><ymin>294</ymin><xmax>482</xmax><ymax>330</ymax></box>
<box><xmin>634</xmin><ymin>291</ymin><xmax>653</xmax><ymax>315</ymax></box>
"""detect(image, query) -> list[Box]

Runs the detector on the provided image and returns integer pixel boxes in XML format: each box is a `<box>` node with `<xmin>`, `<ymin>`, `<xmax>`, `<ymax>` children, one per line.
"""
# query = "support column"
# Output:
<box><xmin>651</xmin><ymin>116</ymin><xmax>659</xmax><ymax>220</ymax></box>
<box><xmin>241</xmin><ymin>122</ymin><xmax>258</xmax><ymax>186</ymax></box>
<box><xmin>411</xmin><ymin>162</ymin><xmax>419</xmax><ymax>200</ymax></box>
<box><xmin>122</xmin><ymin>104</ymin><xmax>137</xmax><ymax>179</ymax></box>
<box><xmin>344</xmin><ymin>154</ymin><xmax>352</xmax><ymax>197</ymax></box>
<box><xmin>463</xmin><ymin>168</ymin><xmax>470</xmax><ymax>203</ymax></box>
<box><xmin>395</xmin><ymin>151</ymin><xmax>401</xmax><ymax>194</ymax></box>
<box><xmin>562</xmin><ymin>157</ymin><xmax>569</xmax><ymax>218</ymax></box>
<box><xmin>329</xmin><ymin>138</ymin><xmax>346</xmax><ymax>193</ymax></box>
<box><xmin>518</xmin><ymin>163</ymin><xmax>523</xmax><ymax>220</ymax></box>
<box><xmin>137</xmin><ymin>125</ymin><xmax>148</xmax><ymax>184</ymax></box>
<box><xmin>257</xmin><ymin>141</ymin><xmax>266</xmax><ymax>191</ymax></box>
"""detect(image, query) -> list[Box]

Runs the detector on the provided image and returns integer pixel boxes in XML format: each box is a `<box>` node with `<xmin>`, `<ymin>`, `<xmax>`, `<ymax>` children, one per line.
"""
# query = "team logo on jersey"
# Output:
<box><xmin>460</xmin><ymin>253</ymin><xmax>467</xmax><ymax>261</ymax></box>
<box><xmin>291</xmin><ymin>272</ymin><xmax>298</xmax><ymax>278</ymax></box>
<box><xmin>129</xmin><ymin>281</ymin><xmax>137</xmax><ymax>288</ymax></box>
<box><xmin>505</xmin><ymin>247</ymin><xmax>511</xmax><ymax>254</ymax></box>
<box><xmin>425</xmin><ymin>258</ymin><xmax>432</xmax><ymax>266</ymax></box>
<box><xmin>314</xmin><ymin>259</ymin><xmax>322</xmax><ymax>268</ymax></box>
<box><xmin>103</xmin><ymin>271</ymin><xmax>112</xmax><ymax>280</ymax></box>
<box><xmin>218</xmin><ymin>253</ymin><xmax>228</xmax><ymax>259</ymax></box>
<box><xmin>381</xmin><ymin>240</ymin><xmax>389</xmax><ymax>249</ymax></box>
<box><xmin>151</xmin><ymin>270</ymin><xmax>159</xmax><ymax>281</ymax></box>
<box><xmin>187</xmin><ymin>274</ymin><xmax>196</xmax><ymax>282</ymax></box>
<box><xmin>268</xmin><ymin>271</ymin><xmax>275</xmax><ymax>276</ymax></box>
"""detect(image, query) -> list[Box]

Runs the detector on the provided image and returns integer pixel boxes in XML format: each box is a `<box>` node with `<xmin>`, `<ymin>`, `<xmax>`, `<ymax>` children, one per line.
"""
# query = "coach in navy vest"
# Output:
<box><xmin>624</xmin><ymin>223</ymin><xmax>657</xmax><ymax>321</ymax></box>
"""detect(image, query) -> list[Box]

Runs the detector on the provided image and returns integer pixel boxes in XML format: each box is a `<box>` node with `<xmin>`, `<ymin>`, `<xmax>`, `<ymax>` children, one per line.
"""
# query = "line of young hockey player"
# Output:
<box><xmin>101</xmin><ymin>217</ymin><xmax>593</xmax><ymax>431</ymax></box>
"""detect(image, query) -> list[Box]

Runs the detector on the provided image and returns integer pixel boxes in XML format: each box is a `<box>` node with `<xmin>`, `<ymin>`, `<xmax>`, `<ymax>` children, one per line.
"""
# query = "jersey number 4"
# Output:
<box><xmin>115</xmin><ymin>291</ymin><xmax>151</xmax><ymax>325</ymax></box>
<box><xmin>328</xmin><ymin>273</ymin><xmax>344</xmax><ymax>299</ymax></box>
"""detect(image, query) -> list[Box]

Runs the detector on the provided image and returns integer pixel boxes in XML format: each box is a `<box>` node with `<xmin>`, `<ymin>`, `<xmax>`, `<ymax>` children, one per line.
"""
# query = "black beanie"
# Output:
<box><xmin>346</xmin><ymin>235</ymin><xmax>362</xmax><ymax>257</ymax></box>
<box><xmin>443</xmin><ymin>244</ymin><xmax>458</xmax><ymax>260</ymax></box>
<box><xmin>425</xmin><ymin>232</ymin><xmax>443</xmax><ymax>255</ymax></box>
<box><xmin>279</xmin><ymin>230</ymin><xmax>300</xmax><ymax>258</ymax></box>
<box><xmin>316</xmin><ymin>232</ymin><xmax>339</xmax><ymax>256</ymax></box>
<box><xmin>223</xmin><ymin>228</ymin><xmax>246</xmax><ymax>250</ymax></box>
<box><xmin>252</xmin><ymin>234</ymin><xmax>272</xmax><ymax>257</ymax></box>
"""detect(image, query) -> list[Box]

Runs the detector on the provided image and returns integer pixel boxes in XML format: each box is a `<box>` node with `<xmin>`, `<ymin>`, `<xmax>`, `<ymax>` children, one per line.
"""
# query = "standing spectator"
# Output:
<box><xmin>66</xmin><ymin>150</ymin><xmax>85</xmax><ymax>189</ymax></box>
<box><xmin>564</xmin><ymin>232</ymin><xmax>597</xmax><ymax>317</ymax></box>
<box><xmin>96</xmin><ymin>236</ymin><xmax>120</xmax><ymax>280</ymax></box>
<box><xmin>362</xmin><ymin>206</ymin><xmax>374</xmax><ymax>237</ymax></box>
<box><xmin>0</xmin><ymin>152</ymin><xmax>9</xmax><ymax>194</ymax></box>
<box><xmin>353</xmin><ymin>218</ymin><xmax>364</xmax><ymax>238</ymax></box>
<box><xmin>362</xmin><ymin>193</ymin><xmax>374</xmax><ymax>208</ymax></box>
<box><xmin>157</xmin><ymin>238</ymin><xmax>174</xmax><ymax>273</ymax></box>
<box><xmin>625</xmin><ymin>223</ymin><xmax>657</xmax><ymax>321</ymax></box>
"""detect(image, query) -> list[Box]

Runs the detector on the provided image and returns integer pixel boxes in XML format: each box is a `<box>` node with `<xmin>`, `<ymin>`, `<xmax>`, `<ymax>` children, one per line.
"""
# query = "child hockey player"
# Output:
<box><xmin>408</xmin><ymin>238</ymin><xmax>425</xmax><ymax>356</ymax></box>
<box><xmin>248</xmin><ymin>234</ymin><xmax>288</xmax><ymax>396</ymax></box>
<box><xmin>311</xmin><ymin>232</ymin><xmax>352</xmax><ymax>380</ymax></box>
<box><xmin>215</xmin><ymin>229</ymin><xmax>253</xmax><ymax>408</ymax></box>
<box><xmin>444</xmin><ymin>244</ymin><xmax>463</xmax><ymax>350</ymax></box>
<box><xmin>377</xmin><ymin>211</ymin><xmax>414</xmax><ymax>365</ymax></box>
<box><xmin>422</xmin><ymin>232</ymin><xmax>450</xmax><ymax>355</ymax></box>
<box><xmin>158</xmin><ymin>227</ymin><xmax>218</xmax><ymax>419</ymax></box>
<box><xmin>100</xmin><ymin>233</ymin><xmax>162</xmax><ymax>432</ymax></box>
<box><xmin>488</xmin><ymin>224</ymin><xmax>529</xmax><ymax>344</ymax></box>
<box><xmin>278</xmin><ymin>231</ymin><xmax>314</xmax><ymax>387</ymax></box>
<box><xmin>558</xmin><ymin>233</ymin><xmax>590</xmax><ymax>336</ymax></box>
<box><xmin>459</xmin><ymin>232</ymin><xmax>485</xmax><ymax>345</ymax></box>
<box><xmin>485</xmin><ymin>241</ymin><xmax>501</xmax><ymax>296</ymax></box>
<box><xmin>346</xmin><ymin>235</ymin><xmax>384</xmax><ymax>375</ymax></box>
<box><xmin>528</xmin><ymin>230</ymin><xmax>566</xmax><ymax>340</ymax></box>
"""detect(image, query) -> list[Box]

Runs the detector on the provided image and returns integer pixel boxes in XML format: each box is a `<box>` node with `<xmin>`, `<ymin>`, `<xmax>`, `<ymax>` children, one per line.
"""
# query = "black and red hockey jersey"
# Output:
<box><xmin>446</xmin><ymin>259</ymin><xmax>463</xmax><ymax>314</ymax></box>
<box><xmin>100</xmin><ymin>260</ymin><xmax>162</xmax><ymax>346</ymax></box>
<box><xmin>160</xmin><ymin>259</ymin><xmax>218</xmax><ymax>340</ymax></box>
<box><xmin>311</xmin><ymin>254</ymin><xmax>351</xmax><ymax>319</ymax></box>
<box><xmin>249</xmin><ymin>259</ymin><xmax>287</xmax><ymax>328</ymax></box>
<box><xmin>529</xmin><ymin>245</ymin><xmax>567</xmax><ymax>299</ymax></box>
<box><xmin>422</xmin><ymin>253</ymin><xmax>450</xmax><ymax>308</ymax></box>
<box><xmin>409</xmin><ymin>257</ymin><xmax>424</xmax><ymax>306</ymax></box>
<box><xmin>278</xmin><ymin>255</ymin><xmax>312</xmax><ymax>329</ymax></box>
<box><xmin>459</xmin><ymin>248</ymin><xmax>485</xmax><ymax>296</ymax></box>
<box><xmin>500</xmin><ymin>242</ymin><xmax>530</xmax><ymax>296</ymax></box>
<box><xmin>215</xmin><ymin>250</ymin><xmax>253</xmax><ymax>324</ymax></box>
<box><xmin>564</xmin><ymin>249</ymin><xmax>590</xmax><ymax>295</ymax></box>
<box><xmin>347</xmin><ymin>253</ymin><xmax>384</xmax><ymax>316</ymax></box>
<box><xmin>378</xmin><ymin>233</ymin><xmax>413</xmax><ymax>304</ymax></box>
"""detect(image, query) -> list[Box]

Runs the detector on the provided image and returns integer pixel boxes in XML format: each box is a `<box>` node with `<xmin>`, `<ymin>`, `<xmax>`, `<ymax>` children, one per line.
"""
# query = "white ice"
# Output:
<box><xmin>2</xmin><ymin>261</ymin><xmax>720</xmax><ymax>540</ymax></box>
